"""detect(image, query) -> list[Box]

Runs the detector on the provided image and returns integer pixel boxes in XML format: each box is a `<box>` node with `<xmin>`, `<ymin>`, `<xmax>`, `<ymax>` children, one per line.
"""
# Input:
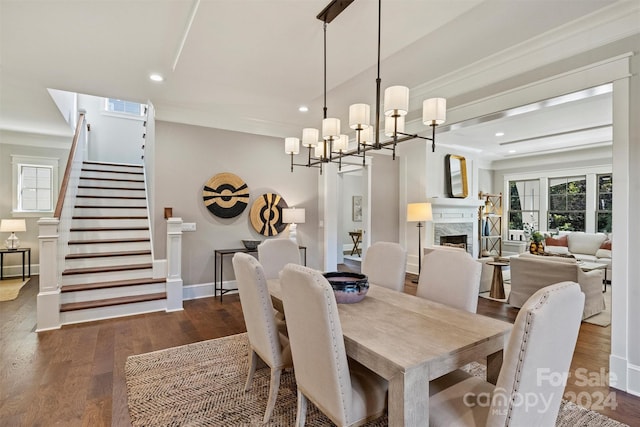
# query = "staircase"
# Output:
<box><xmin>59</xmin><ymin>161</ymin><xmax>166</xmax><ymax>324</ymax></box>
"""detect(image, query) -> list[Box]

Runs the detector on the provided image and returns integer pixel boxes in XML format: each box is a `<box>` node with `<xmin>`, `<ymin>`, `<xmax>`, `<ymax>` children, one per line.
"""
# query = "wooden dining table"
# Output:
<box><xmin>267</xmin><ymin>280</ymin><xmax>512</xmax><ymax>427</ymax></box>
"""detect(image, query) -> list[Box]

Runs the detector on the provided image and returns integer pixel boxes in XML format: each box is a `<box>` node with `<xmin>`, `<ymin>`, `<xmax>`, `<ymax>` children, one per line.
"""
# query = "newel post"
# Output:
<box><xmin>166</xmin><ymin>217</ymin><xmax>183</xmax><ymax>311</ymax></box>
<box><xmin>37</xmin><ymin>217</ymin><xmax>61</xmax><ymax>331</ymax></box>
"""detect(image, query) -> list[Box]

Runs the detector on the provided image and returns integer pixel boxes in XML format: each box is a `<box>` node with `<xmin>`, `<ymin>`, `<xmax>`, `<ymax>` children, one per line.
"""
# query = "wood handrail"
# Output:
<box><xmin>54</xmin><ymin>113</ymin><xmax>85</xmax><ymax>218</ymax></box>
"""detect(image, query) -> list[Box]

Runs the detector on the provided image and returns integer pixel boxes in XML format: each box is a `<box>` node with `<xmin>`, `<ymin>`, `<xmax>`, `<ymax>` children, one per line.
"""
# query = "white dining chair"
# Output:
<box><xmin>416</xmin><ymin>247</ymin><xmax>482</xmax><ymax>313</ymax></box>
<box><xmin>231</xmin><ymin>252</ymin><xmax>293</xmax><ymax>424</ymax></box>
<box><xmin>280</xmin><ymin>264</ymin><xmax>388</xmax><ymax>427</ymax></box>
<box><xmin>428</xmin><ymin>281</ymin><xmax>585</xmax><ymax>426</ymax></box>
<box><xmin>257</xmin><ymin>238</ymin><xmax>301</xmax><ymax>280</ymax></box>
<box><xmin>361</xmin><ymin>241</ymin><xmax>407</xmax><ymax>292</ymax></box>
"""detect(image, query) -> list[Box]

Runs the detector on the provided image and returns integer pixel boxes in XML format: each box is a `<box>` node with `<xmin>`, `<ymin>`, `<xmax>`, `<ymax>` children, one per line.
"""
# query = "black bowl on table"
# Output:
<box><xmin>323</xmin><ymin>272</ymin><xmax>369</xmax><ymax>304</ymax></box>
<box><xmin>241</xmin><ymin>240</ymin><xmax>261</xmax><ymax>250</ymax></box>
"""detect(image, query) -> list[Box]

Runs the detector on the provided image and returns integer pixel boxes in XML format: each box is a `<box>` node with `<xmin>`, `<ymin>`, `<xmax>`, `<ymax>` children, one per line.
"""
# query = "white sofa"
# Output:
<box><xmin>545</xmin><ymin>232</ymin><xmax>611</xmax><ymax>278</ymax></box>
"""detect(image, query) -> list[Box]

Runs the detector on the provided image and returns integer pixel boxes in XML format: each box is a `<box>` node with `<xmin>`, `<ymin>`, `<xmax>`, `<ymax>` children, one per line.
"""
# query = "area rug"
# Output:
<box><xmin>125</xmin><ymin>333</ymin><xmax>628</xmax><ymax>427</ymax></box>
<box><xmin>0</xmin><ymin>278</ymin><xmax>29</xmax><ymax>301</ymax></box>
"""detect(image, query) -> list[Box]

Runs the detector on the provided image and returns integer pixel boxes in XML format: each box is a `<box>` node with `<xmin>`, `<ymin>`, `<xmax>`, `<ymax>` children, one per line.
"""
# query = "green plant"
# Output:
<box><xmin>531</xmin><ymin>231</ymin><xmax>544</xmax><ymax>244</ymax></box>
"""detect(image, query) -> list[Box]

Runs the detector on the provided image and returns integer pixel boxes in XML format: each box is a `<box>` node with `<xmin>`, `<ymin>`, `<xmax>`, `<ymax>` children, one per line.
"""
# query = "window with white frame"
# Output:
<box><xmin>597</xmin><ymin>174</ymin><xmax>613</xmax><ymax>233</ymax></box>
<box><xmin>508</xmin><ymin>179</ymin><xmax>540</xmax><ymax>238</ymax></box>
<box><xmin>548</xmin><ymin>176</ymin><xmax>586</xmax><ymax>231</ymax></box>
<box><xmin>105</xmin><ymin>98</ymin><xmax>146</xmax><ymax>117</ymax></box>
<box><xmin>12</xmin><ymin>155</ymin><xmax>59</xmax><ymax>215</ymax></box>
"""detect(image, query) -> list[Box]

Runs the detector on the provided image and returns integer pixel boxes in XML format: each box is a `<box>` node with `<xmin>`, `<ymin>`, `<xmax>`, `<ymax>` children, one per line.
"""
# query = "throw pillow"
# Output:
<box><xmin>600</xmin><ymin>239</ymin><xmax>612</xmax><ymax>250</ymax></box>
<box><xmin>545</xmin><ymin>245</ymin><xmax>570</xmax><ymax>255</ymax></box>
<box><xmin>595</xmin><ymin>248</ymin><xmax>612</xmax><ymax>259</ymax></box>
<box><xmin>545</xmin><ymin>235</ymin><xmax>568</xmax><ymax>247</ymax></box>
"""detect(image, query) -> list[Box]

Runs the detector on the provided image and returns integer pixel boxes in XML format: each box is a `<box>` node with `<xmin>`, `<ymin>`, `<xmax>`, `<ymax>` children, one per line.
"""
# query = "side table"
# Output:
<box><xmin>349</xmin><ymin>231</ymin><xmax>362</xmax><ymax>256</ymax></box>
<box><xmin>214</xmin><ymin>246</ymin><xmax>307</xmax><ymax>302</ymax></box>
<box><xmin>487</xmin><ymin>261</ymin><xmax>509</xmax><ymax>300</ymax></box>
<box><xmin>0</xmin><ymin>247</ymin><xmax>31</xmax><ymax>281</ymax></box>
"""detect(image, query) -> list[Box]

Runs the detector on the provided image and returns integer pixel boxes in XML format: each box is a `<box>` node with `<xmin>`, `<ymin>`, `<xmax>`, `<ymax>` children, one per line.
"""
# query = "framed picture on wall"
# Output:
<box><xmin>352</xmin><ymin>195</ymin><xmax>362</xmax><ymax>222</ymax></box>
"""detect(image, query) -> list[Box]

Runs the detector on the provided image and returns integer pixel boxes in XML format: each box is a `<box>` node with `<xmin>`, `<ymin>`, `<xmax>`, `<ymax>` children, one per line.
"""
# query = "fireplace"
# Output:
<box><xmin>440</xmin><ymin>234</ymin><xmax>468</xmax><ymax>251</ymax></box>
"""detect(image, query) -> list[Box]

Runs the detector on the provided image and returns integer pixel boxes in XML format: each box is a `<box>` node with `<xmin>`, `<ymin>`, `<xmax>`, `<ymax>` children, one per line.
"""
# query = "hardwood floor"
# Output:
<box><xmin>1</xmin><ymin>269</ymin><xmax>638</xmax><ymax>426</ymax></box>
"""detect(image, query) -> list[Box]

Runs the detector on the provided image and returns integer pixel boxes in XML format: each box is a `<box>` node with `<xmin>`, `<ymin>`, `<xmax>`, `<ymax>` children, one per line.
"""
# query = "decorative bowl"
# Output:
<box><xmin>323</xmin><ymin>272</ymin><xmax>369</xmax><ymax>304</ymax></box>
<box><xmin>241</xmin><ymin>239</ymin><xmax>261</xmax><ymax>250</ymax></box>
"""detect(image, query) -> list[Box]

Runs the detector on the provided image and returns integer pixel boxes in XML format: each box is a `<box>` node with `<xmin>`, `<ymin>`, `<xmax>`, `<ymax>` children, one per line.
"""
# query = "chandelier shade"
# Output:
<box><xmin>384</xmin><ymin>85</ymin><xmax>409</xmax><ymax>117</ymax></box>
<box><xmin>334</xmin><ymin>134</ymin><xmax>349</xmax><ymax>151</ymax></box>
<box><xmin>322</xmin><ymin>118</ymin><xmax>341</xmax><ymax>140</ymax></box>
<box><xmin>385</xmin><ymin>116</ymin><xmax>405</xmax><ymax>137</ymax></box>
<box><xmin>314</xmin><ymin>143</ymin><xmax>325</xmax><ymax>159</ymax></box>
<box><xmin>285</xmin><ymin>137</ymin><xmax>300</xmax><ymax>155</ymax></box>
<box><xmin>349</xmin><ymin>103</ymin><xmax>371</xmax><ymax>129</ymax></box>
<box><xmin>302</xmin><ymin>128</ymin><xmax>319</xmax><ymax>147</ymax></box>
<box><xmin>423</xmin><ymin>97</ymin><xmax>447</xmax><ymax>125</ymax></box>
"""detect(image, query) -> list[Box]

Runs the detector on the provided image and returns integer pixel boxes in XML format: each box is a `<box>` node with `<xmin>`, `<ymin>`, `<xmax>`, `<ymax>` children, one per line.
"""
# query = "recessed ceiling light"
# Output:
<box><xmin>149</xmin><ymin>73</ymin><xmax>164</xmax><ymax>82</ymax></box>
<box><xmin>495</xmin><ymin>132</ymin><xmax>505</xmax><ymax>137</ymax></box>
<box><xmin>298</xmin><ymin>106</ymin><xmax>309</xmax><ymax>113</ymax></box>
<box><xmin>508</xmin><ymin>149</ymin><xmax>516</xmax><ymax>153</ymax></box>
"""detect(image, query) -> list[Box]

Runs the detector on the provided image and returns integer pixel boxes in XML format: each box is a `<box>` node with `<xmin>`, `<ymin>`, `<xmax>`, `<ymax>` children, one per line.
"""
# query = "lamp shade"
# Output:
<box><xmin>349</xmin><ymin>103</ymin><xmax>370</xmax><ymax>129</ymax></box>
<box><xmin>302</xmin><ymin>128</ymin><xmax>319</xmax><ymax>147</ymax></box>
<box><xmin>322</xmin><ymin>117</ymin><xmax>340</xmax><ymax>140</ymax></box>
<box><xmin>407</xmin><ymin>203</ymin><xmax>433</xmax><ymax>222</ymax></box>
<box><xmin>334</xmin><ymin>134</ymin><xmax>349</xmax><ymax>151</ymax></box>
<box><xmin>282</xmin><ymin>207</ymin><xmax>306</xmax><ymax>224</ymax></box>
<box><xmin>359</xmin><ymin>127</ymin><xmax>373</xmax><ymax>145</ymax></box>
<box><xmin>423</xmin><ymin>98</ymin><xmax>447</xmax><ymax>125</ymax></box>
<box><xmin>384</xmin><ymin>85</ymin><xmax>409</xmax><ymax>117</ymax></box>
<box><xmin>0</xmin><ymin>219</ymin><xmax>26</xmax><ymax>232</ymax></box>
<box><xmin>384</xmin><ymin>116</ymin><xmax>405</xmax><ymax>137</ymax></box>
<box><xmin>285</xmin><ymin>137</ymin><xmax>300</xmax><ymax>154</ymax></box>
<box><xmin>314</xmin><ymin>142</ymin><xmax>326</xmax><ymax>159</ymax></box>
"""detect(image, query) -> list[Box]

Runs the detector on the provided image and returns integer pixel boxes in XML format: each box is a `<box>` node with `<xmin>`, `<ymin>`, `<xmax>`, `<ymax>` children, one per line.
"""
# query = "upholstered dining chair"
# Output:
<box><xmin>361</xmin><ymin>241</ymin><xmax>407</xmax><ymax>292</ymax></box>
<box><xmin>428</xmin><ymin>281</ymin><xmax>585</xmax><ymax>426</ymax></box>
<box><xmin>257</xmin><ymin>238</ymin><xmax>301</xmax><ymax>280</ymax></box>
<box><xmin>416</xmin><ymin>247</ymin><xmax>482</xmax><ymax>313</ymax></box>
<box><xmin>231</xmin><ymin>252</ymin><xmax>293</xmax><ymax>424</ymax></box>
<box><xmin>280</xmin><ymin>264</ymin><xmax>388</xmax><ymax>427</ymax></box>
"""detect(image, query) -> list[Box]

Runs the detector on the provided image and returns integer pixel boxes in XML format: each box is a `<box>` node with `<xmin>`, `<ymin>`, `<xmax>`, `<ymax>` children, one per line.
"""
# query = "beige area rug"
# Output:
<box><xmin>125</xmin><ymin>333</ymin><xmax>627</xmax><ymax>427</ymax></box>
<box><xmin>0</xmin><ymin>278</ymin><xmax>29</xmax><ymax>301</ymax></box>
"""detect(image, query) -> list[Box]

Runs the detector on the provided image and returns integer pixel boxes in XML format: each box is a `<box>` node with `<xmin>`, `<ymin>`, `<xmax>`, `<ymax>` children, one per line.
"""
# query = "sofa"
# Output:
<box><xmin>509</xmin><ymin>253</ymin><xmax>605</xmax><ymax>319</ymax></box>
<box><xmin>544</xmin><ymin>232</ymin><xmax>612</xmax><ymax>278</ymax></box>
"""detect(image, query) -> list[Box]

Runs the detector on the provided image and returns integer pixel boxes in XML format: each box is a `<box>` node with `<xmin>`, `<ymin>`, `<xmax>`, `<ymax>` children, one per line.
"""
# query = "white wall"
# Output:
<box><xmin>341</xmin><ymin>171</ymin><xmax>363</xmax><ymax>247</ymax></box>
<box><xmin>78</xmin><ymin>94</ymin><xmax>145</xmax><ymax>165</ymax></box>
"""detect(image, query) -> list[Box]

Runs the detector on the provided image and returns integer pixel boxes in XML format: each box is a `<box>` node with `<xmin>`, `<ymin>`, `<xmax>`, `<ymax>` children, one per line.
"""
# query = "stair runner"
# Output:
<box><xmin>59</xmin><ymin>161</ymin><xmax>166</xmax><ymax>324</ymax></box>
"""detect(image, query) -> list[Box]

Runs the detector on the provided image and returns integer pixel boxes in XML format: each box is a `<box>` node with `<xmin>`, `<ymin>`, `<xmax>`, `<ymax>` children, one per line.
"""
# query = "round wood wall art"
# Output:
<box><xmin>202</xmin><ymin>173</ymin><xmax>250</xmax><ymax>219</ymax></box>
<box><xmin>250</xmin><ymin>193</ymin><xmax>288</xmax><ymax>236</ymax></box>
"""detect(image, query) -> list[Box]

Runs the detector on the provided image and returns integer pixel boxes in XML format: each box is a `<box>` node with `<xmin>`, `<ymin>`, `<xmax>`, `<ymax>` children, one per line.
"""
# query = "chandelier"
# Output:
<box><xmin>284</xmin><ymin>0</ymin><xmax>446</xmax><ymax>173</ymax></box>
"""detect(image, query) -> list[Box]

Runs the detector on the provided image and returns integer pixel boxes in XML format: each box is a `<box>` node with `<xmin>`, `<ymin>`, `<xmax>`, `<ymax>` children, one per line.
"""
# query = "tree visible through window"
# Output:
<box><xmin>597</xmin><ymin>174</ymin><xmax>612</xmax><ymax>232</ymax></box>
<box><xmin>548</xmin><ymin>176</ymin><xmax>586</xmax><ymax>231</ymax></box>
<box><xmin>508</xmin><ymin>179</ymin><xmax>540</xmax><ymax>233</ymax></box>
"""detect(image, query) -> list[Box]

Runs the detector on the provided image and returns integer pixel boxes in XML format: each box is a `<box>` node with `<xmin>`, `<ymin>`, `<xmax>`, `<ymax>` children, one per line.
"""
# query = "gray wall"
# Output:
<box><xmin>153</xmin><ymin>121</ymin><xmax>319</xmax><ymax>286</ymax></box>
<box><xmin>370</xmin><ymin>152</ymin><xmax>400</xmax><ymax>243</ymax></box>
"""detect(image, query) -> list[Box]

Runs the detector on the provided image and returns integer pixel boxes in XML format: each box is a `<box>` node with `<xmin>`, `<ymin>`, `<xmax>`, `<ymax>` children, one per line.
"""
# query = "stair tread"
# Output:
<box><xmin>78</xmin><ymin>185</ymin><xmax>144</xmax><ymax>190</ymax></box>
<box><xmin>76</xmin><ymin>195</ymin><xmax>146</xmax><ymax>200</ymax></box>
<box><xmin>83</xmin><ymin>161</ymin><xmax>143</xmax><ymax>168</ymax></box>
<box><xmin>60</xmin><ymin>292</ymin><xmax>166</xmax><ymax>312</ymax></box>
<box><xmin>70</xmin><ymin>226</ymin><xmax>149</xmax><ymax>231</ymax></box>
<box><xmin>66</xmin><ymin>250</ymin><xmax>151</xmax><ymax>260</ymax></box>
<box><xmin>80</xmin><ymin>176</ymin><xmax>144</xmax><ymax>183</ymax></box>
<box><xmin>81</xmin><ymin>167</ymin><xmax>143</xmax><ymax>175</ymax></box>
<box><xmin>74</xmin><ymin>205</ymin><xmax>146</xmax><ymax>209</ymax></box>
<box><xmin>68</xmin><ymin>238</ymin><xmax>151</xmax><ymax>245</ymax></box>
<box><xmin>72</xmin><ymin>215</ymin><xmax>148</xmax><ymax>219</ymax></box>
<box><xmin>61</xmin><ymin>277</ymin><xmax>166</xmax><ymax>292</ymax></box>
<box><xmin>62</xmin><ymin>263</ymin><xmax>152</xmax><ymax>275</ymax></box>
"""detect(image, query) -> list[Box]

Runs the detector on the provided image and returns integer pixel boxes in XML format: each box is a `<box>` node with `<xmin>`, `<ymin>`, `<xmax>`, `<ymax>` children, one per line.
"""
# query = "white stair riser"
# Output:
<box><xmin>61</xmin><ymin>299</ymin><xmax>166</xmax><ymax>325</ymax></box>
<box><xmin>83</xmin><ymin>163</ymin><xmax>143</xmax><ymax>173</ymax></box>
<box><xmin>71</xmin><ymin>219</ymin><xmax>148</xmax><ymax>228</ymax></box>
<box><xmin>65</xmin><ymin>254</ymin><xmax>152</xmax><ymax>270</ymax></box>
<box><xmin>67</xmin><ymin>241</ymin><xmax>150</xmax><ymax>254</ymax></box>
<box><xmin>79</xmin><ymin>179</ymin><xmax>145</xmax><ymax>190</ymax></box>
<box><xmin>81</xmin><ymin>170</ymin><xmax>144</xmax><ymax>180</ymax></box>
<box><xmin>77</xmin><ymin>188</ymin><xmax>146</xmax><ymax>198</ymax></box>
<box><xmin>69</xmin><ymin>229</ymin><xmax>150</xmax><ymax>240</ymax></box>
<box><xmin>73</xmin><ymin>207</ymin><xmax>147</xmax><ymax>217</ymax></box>
<box><xmin>61</xmin><ymin>268</ymin><xmax>153</xmax><ymax>285</ymax></box>
<box><xmin>62</xmin><ymin>283</ymin><xmax>166</xmax><ymax>303</ymax></box>
<box><xmin>75</xmin><ymin>198</ymin><xmax>147</xmax><ymax>207</ymax></box>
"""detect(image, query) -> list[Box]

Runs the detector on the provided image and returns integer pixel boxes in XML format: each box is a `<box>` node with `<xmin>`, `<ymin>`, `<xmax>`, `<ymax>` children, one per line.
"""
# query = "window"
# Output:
<box><xmin>105</xmin><ymin>98</ymin><xmax>146</xmax><ymax>117</ymax></box>
<box><xmin>548</xmin><ymin>176</ymin><xmax>586</xmax><ymax>231</ymax></box>
<box><xmin>11</xmin><ymin>155</ymin><xmax>59</xmax><ymax>215</ymax></box>
<box><xmin>597</xmin><ymin>174</ymin><xmax>613</xmax><ymax>233</ymax></box>
<box><xmin>508</xmin><ymin>179</ymin><xmax>540</xmax><ymax>236</ymax></box>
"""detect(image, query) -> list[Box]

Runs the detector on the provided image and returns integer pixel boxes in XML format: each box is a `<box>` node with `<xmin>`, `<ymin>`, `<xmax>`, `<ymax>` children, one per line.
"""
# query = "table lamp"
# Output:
<box><xmin>1</xmin><ymin>219</ymin><xmax>26</xmax><ymax>250</ymax></box>
<box><xmin>407</xmin><ymin>203</ymin><xmax>432</xmax><ymax>283</ymax></box>
<box><xmin>282</xmin><ymin>207</ymin><xmax>305</xmax><ymax>244</ymax></box>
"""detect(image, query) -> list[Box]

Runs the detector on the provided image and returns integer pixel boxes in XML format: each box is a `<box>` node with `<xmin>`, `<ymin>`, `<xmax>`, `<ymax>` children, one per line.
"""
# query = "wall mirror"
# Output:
<box><xmin>445</xmin><ymin>154</ymin><xmax>468</xmax><ymax>198</ymax></box>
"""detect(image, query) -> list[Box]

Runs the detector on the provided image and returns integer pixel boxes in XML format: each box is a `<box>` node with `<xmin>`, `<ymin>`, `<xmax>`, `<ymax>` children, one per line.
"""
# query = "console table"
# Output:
<box><xmin>214</xmin><ymin>245</ymin><xmax>306</xmax><ymax>302</ymax></box>
<box><xmin>0</xmin><ymin>247</ymin><xmax>31</xmax><ymax>281</ymax></box>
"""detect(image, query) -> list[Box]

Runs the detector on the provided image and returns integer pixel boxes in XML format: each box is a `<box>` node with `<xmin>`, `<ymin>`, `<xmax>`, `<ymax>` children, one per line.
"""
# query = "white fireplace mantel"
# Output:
<box><xmin>427</xmin><ymin>197</ymin><xmax>484</xmax><ymax>209</ymax></box>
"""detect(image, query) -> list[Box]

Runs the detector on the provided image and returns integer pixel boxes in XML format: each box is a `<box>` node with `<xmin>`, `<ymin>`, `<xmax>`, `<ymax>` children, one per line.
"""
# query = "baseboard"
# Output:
<box><xmin>627</xmin><ymin>362</ymin><xmax>640</xmax><ymax>397</ymax></box>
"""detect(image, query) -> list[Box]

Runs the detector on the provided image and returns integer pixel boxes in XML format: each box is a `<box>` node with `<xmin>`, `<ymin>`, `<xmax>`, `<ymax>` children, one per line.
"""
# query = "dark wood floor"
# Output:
<box><xmin>1</xmin><ymin>266</ymin><xmax>638</xmax><ymax>426</ymax></box>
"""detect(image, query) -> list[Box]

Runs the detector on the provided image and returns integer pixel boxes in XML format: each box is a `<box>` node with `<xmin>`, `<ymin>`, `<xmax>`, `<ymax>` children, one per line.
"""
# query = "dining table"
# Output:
<box><xmin>267</xmin><ymin>280</ymin><xmax>513</xmax><ymax>427</ymax></box>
